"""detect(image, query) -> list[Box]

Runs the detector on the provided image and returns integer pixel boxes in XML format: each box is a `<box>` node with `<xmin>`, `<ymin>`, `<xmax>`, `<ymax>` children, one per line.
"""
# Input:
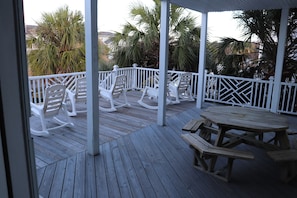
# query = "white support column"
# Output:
<box><xmin>157</xmin><ymin>0</ymin><xmax>170</xmax><ymax>126</ymax></box>
<box><xmin>85</xmin><ymin>0</ymin><xmax>99</xmax><ymax>155</ymax></box>
<box><xmin>196</xmin><ymin>12</ymin><xmax>208</xmax><ymax>109</ymax></box>
<box><xmin>271</xmin><ymin>8</ymin><xmax>289</xmax><ymax>113</ymax></box>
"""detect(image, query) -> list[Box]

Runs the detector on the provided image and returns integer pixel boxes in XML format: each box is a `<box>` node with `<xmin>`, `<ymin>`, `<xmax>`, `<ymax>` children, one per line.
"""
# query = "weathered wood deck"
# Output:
<box><xmin>31</xmin><ymin>91</ymin><xmax>297</xmax><ymax>197</ymax></box>
<box><xmin>31</xmin><ymin>91</ymin><xmax>196</xmax><ymax>169</ymax></box>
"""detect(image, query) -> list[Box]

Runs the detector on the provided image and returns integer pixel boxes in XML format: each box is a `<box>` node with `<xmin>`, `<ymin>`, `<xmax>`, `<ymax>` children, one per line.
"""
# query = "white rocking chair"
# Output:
<box><xmin>30</xmin><ymin>84</ymin><xmax>74</xmax><ymax>136</ymax></box>
<box><xmin>168</xmin><ymin>72</ymin><xmax>194</xmax><ymax>103</ymax></box>
<box><xmin>99</xmin><ymin>74</ymin><xmax>130</xmax><ymax>112</ymax></box>
<box><xmin>137</xmin><ymin>73</ymin><xmax>172</xmax><ymax>110</ymax></box>
<box><xmin>65</xmin><ymin>77</ymin><xmax>87</xmax><ymax>116</ymax></box>
<box><xmin>205</xmin><ymin>72</ymin><xmax>218</xmax><ymax>99</ymax></box>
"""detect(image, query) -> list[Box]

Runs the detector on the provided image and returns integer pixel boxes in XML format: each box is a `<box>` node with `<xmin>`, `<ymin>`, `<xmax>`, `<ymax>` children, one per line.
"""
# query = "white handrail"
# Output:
<box><xmin>28</xmin><ymin>65</ymin><xmax>297</xmax><ymax>115</ymax></box>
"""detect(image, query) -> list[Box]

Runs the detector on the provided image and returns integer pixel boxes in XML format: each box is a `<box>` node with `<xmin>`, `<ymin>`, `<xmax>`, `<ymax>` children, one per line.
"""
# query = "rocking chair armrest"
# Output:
<box><xmin>65</xmin><ymin>89</ymin><xmax>75</xmax><ymax>98</ymax></box>
<box><xmin>169</xmin><ymin>75</ymin><xmax>181</xmax><ymax>87</ymax></box>
<box><xmin>99</xmin><ymin>81</ymin><xmax>106</xmax><ymax>88</ymax></box>
<box><xmin>30</xmin><ymin>102</ymin><xmax>43</xmax><ymax>110</ymax></box>
<box><xmin>30</xmin><ymin>102</ymin><xmax>44</xmax><ymax>116</ymax></box>
<box><xmin>169</xmin><ymin>77</ymin><xmax>178</xmax><ymax>84</ymax></box>
<box><xmin>168</xmin><ymin>82</ymin><xmax>177</xmax><ymax>89</ymax></box>
<box><xmin>99</xmin><ymin>86</ymin><xmax>108</xmax><ymax>92</ymax></box>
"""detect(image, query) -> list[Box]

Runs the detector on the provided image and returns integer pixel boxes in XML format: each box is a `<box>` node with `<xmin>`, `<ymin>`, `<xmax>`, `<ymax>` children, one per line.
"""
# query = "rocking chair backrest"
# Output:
<box><xmin>43</xmin><ymin>84</ymin><xmax>66</xmax><ymax>117</ymax></box>
<box><xmin>75</xmin><ymin>77</ymin><xmax>87</xmax><ymax>100</ymax></box>
<box><xmin>111</xmin><ymin>75</ymin><xmax>126</xmax><ymax>98</ymax></box>
<box><xmin>177</xmin><ymin>72</ymin><xmax>192</xmax><ymax>92</ymax></box>
<box><xmin>153</xmin><ymin>72</ymin><xmax>172</xmax><ymax>88</ymax></box>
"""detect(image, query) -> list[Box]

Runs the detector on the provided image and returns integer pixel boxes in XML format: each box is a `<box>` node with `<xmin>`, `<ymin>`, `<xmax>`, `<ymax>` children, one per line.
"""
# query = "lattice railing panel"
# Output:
<box><xmin>204</xmin><ymin>75</ymin><xmax>273</xmax><ymax>110</ymax></box>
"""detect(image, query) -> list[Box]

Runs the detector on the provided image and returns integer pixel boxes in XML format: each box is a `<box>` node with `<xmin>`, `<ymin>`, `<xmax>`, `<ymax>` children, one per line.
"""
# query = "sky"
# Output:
<box><xmin>23</xmin><ymin>0</ymin><xmax>245</xmax><ymax>42</ymax></box>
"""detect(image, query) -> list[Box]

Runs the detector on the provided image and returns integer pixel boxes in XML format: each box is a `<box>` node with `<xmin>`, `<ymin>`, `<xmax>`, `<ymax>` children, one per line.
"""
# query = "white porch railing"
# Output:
<box><xmin>28</xmin><ymin>64</ymin><xmax>297</xmax><ymax>115</ymax></box>
<box><xmin>203</xmin><ymin>73</ymin><xmax>274</xmax><ymax>110</ymax></box>
<box><xmin>279</xmin><ymin>81</ymin><xmax>297</xmax><ymax>115</ymax></box>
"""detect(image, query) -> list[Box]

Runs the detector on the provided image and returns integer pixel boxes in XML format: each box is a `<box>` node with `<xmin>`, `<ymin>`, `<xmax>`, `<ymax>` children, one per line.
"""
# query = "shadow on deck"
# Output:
<box><xmin>31</xmin><ymin>91</ymin><xmax>297</xmax><ymax>197</ymax></box>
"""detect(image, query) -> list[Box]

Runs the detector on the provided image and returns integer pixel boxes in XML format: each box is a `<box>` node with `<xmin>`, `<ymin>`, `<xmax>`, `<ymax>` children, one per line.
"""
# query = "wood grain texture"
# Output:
<box><xmin>32</xmin><ymin>91</ymin><xmax>297</xmax><ymax>197</ymax></box>
<box><xmin>200</xmin><ymin>106</ymin><xmax>289</xmax><ymax>132</ymax></box>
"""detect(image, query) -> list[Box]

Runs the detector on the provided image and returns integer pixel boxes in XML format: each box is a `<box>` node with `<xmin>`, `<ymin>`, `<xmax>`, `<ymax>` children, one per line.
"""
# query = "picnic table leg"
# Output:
<box><xmin>279</xmin><ymin>161</ymin><xmax>297</xmax><ymax>183</ymax></box>
<box><xmin>214</xmin><ymin>126</ymin><xmax>227</xmax><ymax>146</ymax></box>
<box><xmin>275</xmin><ymin>130</ymin><xmax>291</xmax><ymax>150</ymax></box>
<box><xmin>258</xmin><ymin>133</ymin><xmax>264</xmax><ymax>141</ymax></box>
<box><xmin>193</xmin><ymin>149</ymin><xmax>208</xmax><ymax>171</ymax></box>
<box><xmin>199</xmin><ymin>120</ymin><xmax>212</xmax><ymax>142</ymax></box>
<box><xmin>226</xmin><ymin>158</ymin><xmax>234</xmax><ymax>181</ymax></box>
<box><xmin>209</xmin><ymin>126</ymin><xmax>228</xmax><ymax>172</ymax></box>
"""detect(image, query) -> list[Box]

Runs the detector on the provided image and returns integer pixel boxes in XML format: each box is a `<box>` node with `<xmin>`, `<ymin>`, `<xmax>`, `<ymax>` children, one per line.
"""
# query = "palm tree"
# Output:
<box><xmin>234</xmin><ymin>9</ymin><xmax>297</xmax><ymax>80</ymax></box>
<box><xmin>27</xmin><ymin>6</ymin><xmax>86</xmax><ymax>75</ymax></box>
<box><xmin>98</xmin><ymin>39</ymin><xmax>112</xmax><ymax>71</ymax></box>
<box><xmin>28</xmin><ymin>6</ymin><xmax>112</xmax><ymax>75</ymax></box>
<box><xmin>111</xmin><ymin>0</ymin><xmax>200</xmax><ymax>71</ymax></box>
<box><xmin>211</xmin><ymin>37</ymin><xmax>257</xmax><ymax>77</ymax></box>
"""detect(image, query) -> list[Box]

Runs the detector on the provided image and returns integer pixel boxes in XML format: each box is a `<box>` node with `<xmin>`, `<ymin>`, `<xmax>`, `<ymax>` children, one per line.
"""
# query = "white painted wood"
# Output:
<box><xmin>196</xmin><ymin>12</ymin><xmax>208</xmax><ymax>109</ymax></box>
<box><xmin>157</xmin><ymin>0</ymin><xmax>170</xmax><ymax>126</ymax></box>
<box><xmin>66</xmin><ymin>77</ymin><xmax>88</xmax><ymax>116</ymax></box>
<box><xmin>27</xmin><ymin>68</ymin><xmax>297</xmax><ymax>115</ymax></box>
<box><xmin>85</xmin><ymin>0</ymin><xmax>99</xmax><ymax>155</ymax></box>
<box><xmin>170</xmin><ymin>0</ymin><xmax>297</xmax><ymax>12</ymax></box>
<box><xmin>271</xmin><ymin>8</ymin><xmax>289</xmax><ymax>113</ymax></box>
<box><xmin>30</xmin><ymin>84</ymin><xmax>74</xmax><ymax>136</ymax></box>
<box><xmin>99</xmin><ymin>75</ymin><xmax>130</xmax><ymax>112</ymax></box>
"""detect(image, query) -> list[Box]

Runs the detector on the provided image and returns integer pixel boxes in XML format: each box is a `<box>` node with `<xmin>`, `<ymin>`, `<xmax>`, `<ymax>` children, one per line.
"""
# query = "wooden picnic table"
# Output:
<box><xmin>200</xmin><ymin>106</ymin><xmax>290</xmax><ymax>150</ymax></box>
<box><xmin>182</xmin><ymin>105</ymin><xmax>295</xmax><ymax>182</ymax></box>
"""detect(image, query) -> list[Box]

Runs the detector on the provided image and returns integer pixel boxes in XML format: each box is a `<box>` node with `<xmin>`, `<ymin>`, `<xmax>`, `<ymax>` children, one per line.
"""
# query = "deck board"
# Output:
<box><xmin>73</xmin><ymin>152</ymin><xmax>86</xmax><ymax>198</ymax></box>
<box><xmin>32</xmin><ymin>90</ymin><xmax>297</xmax><ymax>197</ymax></box>
<box><xmin>116</xmin><ymin>137</ymin><xmax>146</xmax><ymax>198</ymax></box>
<box><xmin>121</xmin><ymin>135</ymin><xmax>155</xmax><ymax>197</ymax></box>
<box><xmin>49</xmin><ymin>159</ymin><xmax>66</xmax><ymax>198</ymax></box>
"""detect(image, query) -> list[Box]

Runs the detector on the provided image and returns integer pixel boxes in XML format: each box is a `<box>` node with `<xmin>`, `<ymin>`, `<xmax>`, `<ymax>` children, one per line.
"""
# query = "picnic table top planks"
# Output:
<box><xmin>200</xmin><ymin>106</ymin><xmax>289</xmax><ymax>133</ymax></box>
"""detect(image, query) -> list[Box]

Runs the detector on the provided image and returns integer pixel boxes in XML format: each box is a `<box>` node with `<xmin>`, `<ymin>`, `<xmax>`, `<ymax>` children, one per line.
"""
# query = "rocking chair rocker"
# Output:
<box><xmin>137</xmin><ymin>73</ymin><xmax>171</xmax><ymax>110</ymax></box>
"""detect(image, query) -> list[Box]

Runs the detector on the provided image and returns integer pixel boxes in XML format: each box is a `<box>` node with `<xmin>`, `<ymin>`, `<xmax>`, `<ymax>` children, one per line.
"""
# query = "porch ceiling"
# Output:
<box><xmin>170</xmin><ymin>0</ymin><xmax>297</xmax><ymax>12</ymax></box>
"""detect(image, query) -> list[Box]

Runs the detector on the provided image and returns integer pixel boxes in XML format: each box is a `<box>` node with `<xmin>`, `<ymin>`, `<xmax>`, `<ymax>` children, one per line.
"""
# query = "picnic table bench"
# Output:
<box><xmin>182</xmin><ymin>118</ymin><xmax>215</xmax><ymax>141</ymax></box>
<box><xmin>182</xmin><ymin>118</ymin><xmax>205</xmax><ymax>133</ymax></box>
<box><xmin>267</xmin><ymin>149</ymin><xmax>297</xmax><ymax>183</ymax></box>
<box><xmin>181</xmin><ymin>133</ymin><xmax>254</xmax><ymax>182</ymax></box>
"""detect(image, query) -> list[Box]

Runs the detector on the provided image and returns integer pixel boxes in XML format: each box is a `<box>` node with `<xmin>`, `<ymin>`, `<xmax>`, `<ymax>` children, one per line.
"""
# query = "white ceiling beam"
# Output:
<box><xmin>170</xmin><ymin>0</ymin><xmax>297</xmax><ymax>12</ymax></box>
